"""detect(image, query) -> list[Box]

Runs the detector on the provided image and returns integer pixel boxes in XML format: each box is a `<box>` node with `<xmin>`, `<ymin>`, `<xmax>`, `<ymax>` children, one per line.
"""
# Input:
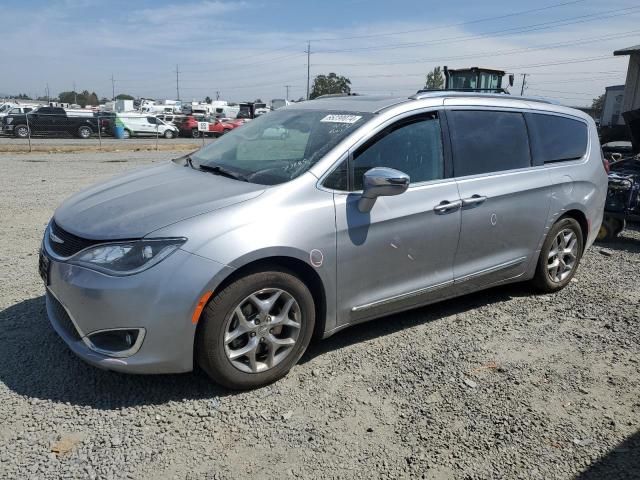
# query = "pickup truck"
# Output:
<box><xmin>2</xmin><ymin>106</ymin><xmax>99</xmax><ymax>139</ymax></box>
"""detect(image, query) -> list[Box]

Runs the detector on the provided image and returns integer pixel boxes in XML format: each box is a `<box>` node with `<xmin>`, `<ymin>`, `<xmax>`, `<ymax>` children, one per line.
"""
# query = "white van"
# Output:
<box><xmin>117</xmin><ymin>114</ymin><xmax>178</xmax><ymax>139</ymax></box>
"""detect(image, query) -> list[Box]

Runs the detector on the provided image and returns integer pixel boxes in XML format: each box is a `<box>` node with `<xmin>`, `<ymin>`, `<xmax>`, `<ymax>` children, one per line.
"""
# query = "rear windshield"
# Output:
<box><xmin>191</xmin><ymin>109</ymin><xmax>371</xmax><ymax>185</ymax></box>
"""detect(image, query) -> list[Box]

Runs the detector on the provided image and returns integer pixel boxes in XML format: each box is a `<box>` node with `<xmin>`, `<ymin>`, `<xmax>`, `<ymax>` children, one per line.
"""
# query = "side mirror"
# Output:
<box><xmin>508</xmin><ymin>74</ymin><xmax>515</xmax><ymax>87</ymax></box>
<box><xmin>358</xmin><ymin>167</ymin><xmax>410</xmax><ymax>213</ymax></box>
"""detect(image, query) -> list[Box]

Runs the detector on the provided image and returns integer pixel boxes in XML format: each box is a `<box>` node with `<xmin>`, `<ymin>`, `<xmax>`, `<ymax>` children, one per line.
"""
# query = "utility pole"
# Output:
<box><xmin>111</xmin><ymin>74</ymin><xmax>115</xmax><ymax>101</ymax></box>
<box><xmin>176</xmin><ymin>64</ymin><xmax>180</xmax><ymax>101</ymax></box>
<box><xmin>73</xmin><ymin>81</ymin><xmax>77</xmax><ymax>105</ymax></box>
<box><xmin>520</xmin><ymin>73</ymin><xmax>528</xmax><ymax>96</ymax></box>
<box><xmin>216</xmin><ymin>90</ymin><xmax>220</xmax><ymax>101</ymax></box>
<box><xmin>306</xmin><ymin>41</ymin><xmax>311</xmax><ymax>100</ymax></box>
<box><xmin>46</xmin><ymin>83</ymin><xmax>50</xmax><ymax>103</ymax></box>
<box><xmin>285</xmin><ymin>85</ymin><xmax>291</xmax><ymax>101</ymax></box>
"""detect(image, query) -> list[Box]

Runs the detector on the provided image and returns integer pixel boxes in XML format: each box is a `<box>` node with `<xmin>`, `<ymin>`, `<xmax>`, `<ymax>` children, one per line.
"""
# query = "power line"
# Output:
<box><xmin>312</xmin><ymin>28</ymin><xmax>640</xmax><ymax>68</ymax></box>
<box><xmin>520</xmin><ymin>74</ymin><xmax>528</xmax><ymax>96</ymax></box>
<box><xmin>307</xmin><ymin>0</ymin><xmax>587</xmax><ymax>42</ymax></box>
<box><xmin>314</xmin><ymin>5</ymin><xmax>640</xmax><ymax>54</ymax></box>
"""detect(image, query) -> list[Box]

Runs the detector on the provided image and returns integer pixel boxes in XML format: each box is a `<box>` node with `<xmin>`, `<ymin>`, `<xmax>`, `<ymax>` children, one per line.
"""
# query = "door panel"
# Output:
<box><xmin>453</xmin><ymin>169</ymin><xmax>551</xmax><ymax>289</ymax></box>
<box><xmin>446</xmin><ymin>108</ymin><xmax>552</xmax><ymax>288</ymax></box>
<box><xmin>335</xmin><ymin>181</ymin><xmax>461</xmax><ymax>323</ymax></box>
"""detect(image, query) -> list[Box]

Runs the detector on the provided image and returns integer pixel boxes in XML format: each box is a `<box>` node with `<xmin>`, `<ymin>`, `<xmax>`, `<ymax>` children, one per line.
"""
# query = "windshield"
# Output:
<box><xmin>191</xmin><ymin>109</ymin><xmax>371</xmax><ymax>185</ymax></box>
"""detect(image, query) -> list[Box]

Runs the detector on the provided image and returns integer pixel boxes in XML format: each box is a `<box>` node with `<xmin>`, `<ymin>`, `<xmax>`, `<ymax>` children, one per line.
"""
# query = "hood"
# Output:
<box><xmin>54</xmin><ymin>161</ymin><xmax>265</xmax><ymax>240</ymax></box>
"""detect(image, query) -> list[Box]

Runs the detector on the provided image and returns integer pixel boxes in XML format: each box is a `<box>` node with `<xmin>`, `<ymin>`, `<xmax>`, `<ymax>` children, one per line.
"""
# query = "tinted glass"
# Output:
<box><xmin>449</xmin><ymin>110</ymin><xmax>531</xmax><ymax>177</ymax></box>
<box><xmin>192</xmin><ymin>109</ymin><xmax>371</xmax><ymax>185</ymax></box>
<box><xmin>323</xmin><ymin>159</ymin><xmax>349</xmax><ymax>191</ymax></box>
<box><xmin>526</xmin><ymin>113</ymin><xmax>588</xmax><ymax>164</ymax></box>
<box><xmin>352</xmin><ymin>114</ymin><xmax>444</xmax><ymax>190</ymax></box>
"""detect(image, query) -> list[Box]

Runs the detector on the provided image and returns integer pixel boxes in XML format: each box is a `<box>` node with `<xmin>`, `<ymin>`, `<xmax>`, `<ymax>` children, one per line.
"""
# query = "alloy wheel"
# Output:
<box><xmin>223</xmin><ymin>288</ymin><xmax>301</xmax><ymax>374</ymax></box>
<box><xmin>547</xmin><ymin>229</ymin><xmax>578</xmax><ymax>282</ymax></box>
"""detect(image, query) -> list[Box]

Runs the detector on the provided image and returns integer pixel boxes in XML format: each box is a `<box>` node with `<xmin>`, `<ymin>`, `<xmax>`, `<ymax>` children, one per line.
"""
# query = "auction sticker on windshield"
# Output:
<box><xmin>320</xmin><ymin>114</ymin><xmax>362</xmax><ymax>124</ymax></box>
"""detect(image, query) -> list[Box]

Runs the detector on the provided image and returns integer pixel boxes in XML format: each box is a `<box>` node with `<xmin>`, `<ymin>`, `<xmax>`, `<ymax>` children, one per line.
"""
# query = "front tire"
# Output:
<box><xmin>163</xmin><ymin>129</ymin><xmax>174</xmax><ymax>139</ymax></box>
<box><xmin>196</xmin><ymin>268</ymin><xmax>315</xmax><ymax>390</ymax></box>
<box><xmin>191</xmin><ymin>128</ymin><xmax>201</xmax><ymax>138</ymax></box>
<box><xmin>77</xmin><ymin>126</ymin><xmax>92</xmax><ymax>139</ymax></box>
<box><xmin>532</xmin><ymin>217</ymin><xmax>584</xmax><ymax>293</ymax></box>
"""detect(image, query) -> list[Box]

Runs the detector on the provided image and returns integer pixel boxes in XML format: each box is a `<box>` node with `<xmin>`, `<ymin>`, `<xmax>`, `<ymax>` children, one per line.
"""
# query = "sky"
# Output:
<box><xmin>1</xmin><ymin>0</ymin><xmax>638</xmax><ymax>106</ymax></box>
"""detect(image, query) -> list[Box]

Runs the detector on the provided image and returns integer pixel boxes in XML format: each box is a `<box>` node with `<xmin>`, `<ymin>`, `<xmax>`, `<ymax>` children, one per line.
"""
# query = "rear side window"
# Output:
<box><xmin>448</xmin><ymin>110</ymin><xmax>531</xmax><ymax>177</ymax></box>
<box><xmin>526</xmin><ymin>113</ymin><xmax>588</xmax><ymax>164</ymax></box>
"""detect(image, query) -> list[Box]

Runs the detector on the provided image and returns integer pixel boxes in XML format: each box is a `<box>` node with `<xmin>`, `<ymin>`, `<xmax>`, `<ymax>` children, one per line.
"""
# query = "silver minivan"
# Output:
<box><xmin>40</xmin><ymin>93</ymin><xmax>607</xmax><ymax>389</ymax></box>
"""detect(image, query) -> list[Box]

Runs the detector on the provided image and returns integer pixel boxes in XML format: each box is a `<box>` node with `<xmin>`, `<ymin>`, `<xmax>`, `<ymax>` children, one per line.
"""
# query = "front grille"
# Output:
<box><xmin>49</xmin><ymin>221</ymin><xmax>100</xmax><ymax>258</ymax></box>
<box><xmin>47</xmin><ymin>292</ymin><xmax>81</xmax><ymax>341</ymax></box>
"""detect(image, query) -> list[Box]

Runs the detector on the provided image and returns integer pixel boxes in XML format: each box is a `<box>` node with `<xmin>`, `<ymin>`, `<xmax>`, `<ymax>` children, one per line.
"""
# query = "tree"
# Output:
<box><xmin>425</xmin><ymin>66</ymin><xmax>445</xmax><ymax>90</ymax></box>
<box><xmin>204</xmin><ymin>96</ymin><xmax>212</xmax><ymax>104</ymax></box>
<box><xmin>115</xmin><ymin>93</ymin><xmax>135</xmax><ymax>100</ymax></box>
<box><xmin>58</xmin><ymin>91</ymin><xmax>77</xmax><ymax>104</ymax></box>
<box><xmin>310</xmin><ymin>73</ymin><xmax>352</xmax><ymax>99</ymax></box>
<box><xmin>592</xmin><ymin>93</ymin><xmax>605</xmax><ymax>118</ymax></box>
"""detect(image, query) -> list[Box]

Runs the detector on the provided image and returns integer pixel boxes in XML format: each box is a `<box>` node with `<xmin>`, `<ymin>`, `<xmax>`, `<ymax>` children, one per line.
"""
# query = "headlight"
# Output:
<box><xmin>70</xmin><ymin>238</ymin><xmax>186</xmax><ymax>275</ymax></box>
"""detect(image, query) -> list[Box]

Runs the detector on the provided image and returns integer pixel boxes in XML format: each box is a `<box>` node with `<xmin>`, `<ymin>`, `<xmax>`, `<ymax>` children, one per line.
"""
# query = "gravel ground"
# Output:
<box><xmin>0</xmin><ymin>151</ymin><xmax>638</xmax><ymax>479</ymax></box>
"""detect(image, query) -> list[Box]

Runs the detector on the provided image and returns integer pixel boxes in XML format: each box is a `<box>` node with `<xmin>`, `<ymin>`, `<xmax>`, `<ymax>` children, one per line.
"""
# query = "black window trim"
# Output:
<box><xmin>320</xmin><ymin>108</ymin><xmax>451</xmax><ymax>193</ymax></box>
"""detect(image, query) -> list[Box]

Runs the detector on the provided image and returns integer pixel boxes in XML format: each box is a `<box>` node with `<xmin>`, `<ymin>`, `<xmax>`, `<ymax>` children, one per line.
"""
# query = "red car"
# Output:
<box><xmin>178</xmin><ymin>116</ymin><xmax>245</xmax><ymax>138</ymax></box>
<box><xmin>210</xmin><ymin>118</ymin><xmax>245</xmax><ymax>137</ymax></box>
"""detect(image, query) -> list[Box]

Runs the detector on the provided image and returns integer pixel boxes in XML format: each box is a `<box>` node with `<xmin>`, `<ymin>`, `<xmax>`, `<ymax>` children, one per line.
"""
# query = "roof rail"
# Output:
<box><xmin>315</xmin><ymin>93</ymin><xmax>361</xmax><ymax>99</ymax></box>
<box><xmin>409</xmin><ymin>90</ymin><xmax>555</xmax><ymax>104</ymax></box>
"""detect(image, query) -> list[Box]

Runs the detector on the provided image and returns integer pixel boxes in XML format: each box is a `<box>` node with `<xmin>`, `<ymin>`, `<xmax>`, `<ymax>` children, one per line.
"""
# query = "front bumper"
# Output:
<box><xmin>43</xmin><ymin>246</ymin><xmax>231</xmax><ymax>374</ymax></box>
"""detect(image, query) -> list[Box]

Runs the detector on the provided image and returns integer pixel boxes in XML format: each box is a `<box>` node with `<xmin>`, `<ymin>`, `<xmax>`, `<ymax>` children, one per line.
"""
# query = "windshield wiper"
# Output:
<box><xmin>198</xmin><ymin>163</ymin><xmax>248</xmax><ymax>182</ymax></box>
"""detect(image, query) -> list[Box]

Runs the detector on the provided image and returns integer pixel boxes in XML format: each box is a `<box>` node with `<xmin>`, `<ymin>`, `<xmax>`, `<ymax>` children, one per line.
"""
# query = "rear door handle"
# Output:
<box><xmin>462</xmin><ymin>195</ymin><xmax>487</xmax><ymax>207</ymax></box>
<box><xmin>434</xmin><ymin>199</ymin><xmax>463</xmax><ymax>214</ymax></box>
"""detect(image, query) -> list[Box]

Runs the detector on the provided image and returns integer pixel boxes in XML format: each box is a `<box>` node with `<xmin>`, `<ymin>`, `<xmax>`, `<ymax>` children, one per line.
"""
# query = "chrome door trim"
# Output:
<box><xmin>454</xmin><ymin>256</ymin><xmax>528</xmax><ymax>284</ymax></box>
<box><xmin>351</xmin><ymin>280</ymin><xmax>454</xmax><ymax>313</ymax></box>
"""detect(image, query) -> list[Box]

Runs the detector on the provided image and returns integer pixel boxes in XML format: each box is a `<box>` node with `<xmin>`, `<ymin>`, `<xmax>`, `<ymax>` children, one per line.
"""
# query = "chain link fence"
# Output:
<box><xmin>0</xmin><ymin>109</ymin><xmax>215</xmax><ymax>153</ymax></box>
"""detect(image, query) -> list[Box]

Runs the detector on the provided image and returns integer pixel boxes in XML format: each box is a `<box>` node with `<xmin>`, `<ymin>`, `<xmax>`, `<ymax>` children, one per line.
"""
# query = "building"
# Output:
<box><xmin>600</xmin><ymin>85</ymin><xmax>625</xmax><ymax>127</ymax></box>
<box><xmin>614</xmin><ymin>44</ymin><xmax>640</xmax><ymax>113</ymax></box>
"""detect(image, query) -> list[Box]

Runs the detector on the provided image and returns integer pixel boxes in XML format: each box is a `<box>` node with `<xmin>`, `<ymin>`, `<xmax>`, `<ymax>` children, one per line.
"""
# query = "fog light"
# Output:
<box><xmin>84</xmin><ymin>328</ymin><xmax>145</xmax><ymax>358</ymax></box>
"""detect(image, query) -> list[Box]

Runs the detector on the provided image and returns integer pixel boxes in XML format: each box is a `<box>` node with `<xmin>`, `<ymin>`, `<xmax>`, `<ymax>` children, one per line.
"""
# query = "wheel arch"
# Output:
<box><xmin>560</xmin><ymin>209</ymin><xmax>589</xmax><ymax>249</ymax></box>
<box><xmin>200</xmin><ymin>255</ymin><xmax>328</xmax><ymax>340</ymax></box>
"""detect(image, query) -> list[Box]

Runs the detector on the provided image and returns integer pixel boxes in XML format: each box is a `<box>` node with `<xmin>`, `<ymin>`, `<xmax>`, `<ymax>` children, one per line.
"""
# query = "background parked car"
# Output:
<box><xmin>2</xmin><ymin>106</ymin><xmax>99</xmax><ymax>139</ymax></box>
<box><xmin>116</xmin><ymin>114</ymin><xmax>178</xmax><ymax>139</ymax></box>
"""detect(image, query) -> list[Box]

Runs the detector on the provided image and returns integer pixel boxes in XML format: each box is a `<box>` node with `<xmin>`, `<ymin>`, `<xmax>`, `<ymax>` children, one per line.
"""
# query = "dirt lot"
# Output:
<box><xmin>0</xmin><ymin>135</ymin><xmax>207</xmax><ymax>153</ymax></box>
<box><xmin>0</xmin><ymin>150</ymin><xmax>638</xmax><ymax>479</ymax></box>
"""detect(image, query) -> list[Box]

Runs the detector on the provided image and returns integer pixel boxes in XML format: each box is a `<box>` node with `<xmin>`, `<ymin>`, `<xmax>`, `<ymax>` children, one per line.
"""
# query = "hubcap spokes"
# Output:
<box><xmin>547</xmin><ymin>229</ymin><xmax>578</xmax><ymax>282</ymax></box>
<box><xmin>223</xmin><ymin>288</ymin><xmax>301</xmax><ymax>373</ymax></box>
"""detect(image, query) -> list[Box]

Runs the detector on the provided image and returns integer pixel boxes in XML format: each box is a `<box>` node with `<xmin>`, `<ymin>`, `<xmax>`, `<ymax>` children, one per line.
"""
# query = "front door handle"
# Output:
<box><xmin>462</xmin><ymin>195</ymin><xmax>487</xmax><ymax>207</ymax></box>
<box><xmin>434</xmin><ymin>199</ymin><xmax>462</xmax><ymax>214</ymax></box>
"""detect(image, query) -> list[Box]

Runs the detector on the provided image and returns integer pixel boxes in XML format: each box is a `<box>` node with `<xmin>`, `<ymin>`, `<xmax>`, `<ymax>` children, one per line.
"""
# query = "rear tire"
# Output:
<box><xmin>196</xmin><ymin>268</ymin><xmax>315</xmax><ymax>390</ymax></box>
<box><xmin>14</xmin><ymin>125</ymin><xmax>29</xmax><ymax>138</ymax></box>
<box><xmin>532</xmin><ymin>217</ymin><xmax>584</xmax><ymax>293</ymax></box>
<box><xmin>191</xmin><ymin>128</ymin><xmax>201</xmax><ymax>138</ymax></box>
<box><xmin>122</xmin><ymin>129</ymin><xmax>131</xmax><ymax>139</ymax></box>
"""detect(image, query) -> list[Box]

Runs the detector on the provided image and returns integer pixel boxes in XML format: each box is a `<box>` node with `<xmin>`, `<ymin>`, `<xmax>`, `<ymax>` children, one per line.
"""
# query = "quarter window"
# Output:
<box><xmin>350</xmin><ymin>113</ymin><xmax>444</xmax><ymax>190</ymax></box>
<box><xmin>448</xmin><ymin>110</ymin><xmax>532</xmax><ymax>177</ymax></box>
<box><xmin>526</xmin><ymin>113</ymin><xmax>588</xmax><ymax>164</ymax></box>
